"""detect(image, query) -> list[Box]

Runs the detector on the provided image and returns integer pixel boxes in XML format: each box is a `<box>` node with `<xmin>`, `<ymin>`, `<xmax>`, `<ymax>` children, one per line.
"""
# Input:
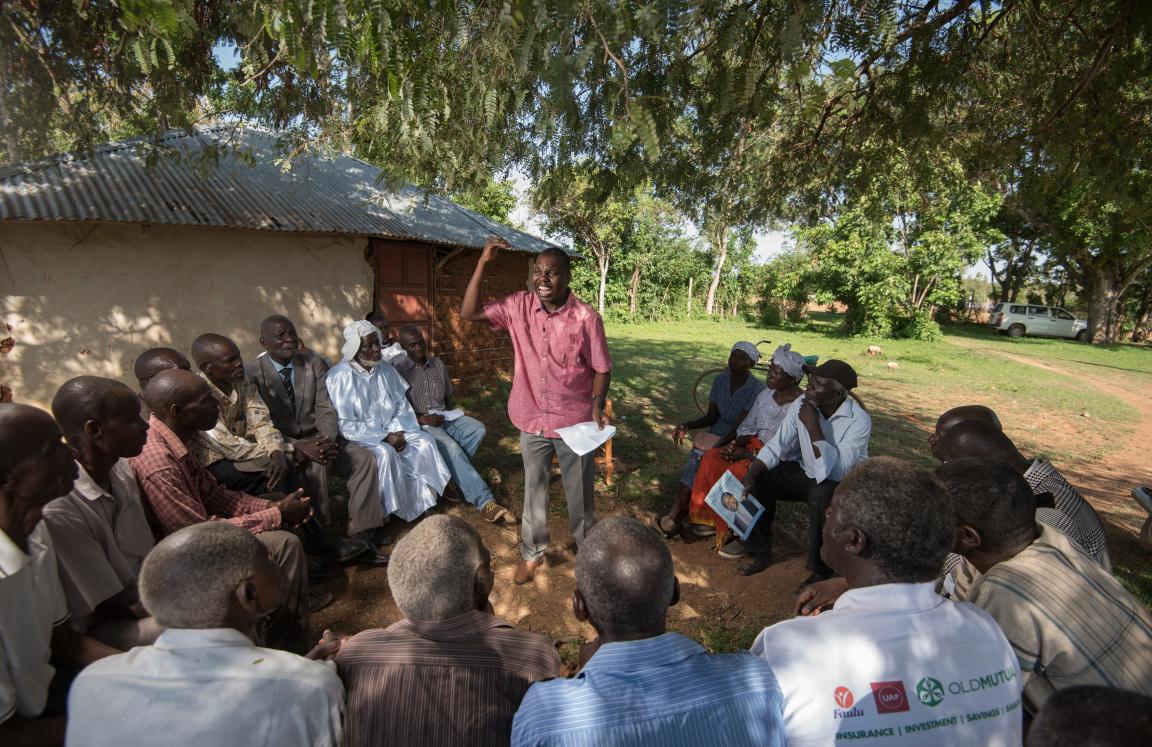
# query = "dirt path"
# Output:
<box><xmin>979</xmin><ymin>350</ymin><xmax>1152</xmax><ymax>548</ymax></box>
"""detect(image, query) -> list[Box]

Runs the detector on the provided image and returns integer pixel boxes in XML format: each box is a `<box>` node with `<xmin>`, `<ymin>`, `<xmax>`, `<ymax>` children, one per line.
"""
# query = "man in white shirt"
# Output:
<box><xmin>67</xmin><ymin>521</ymin><xmax>345</xmax><ymax>747</ymax></box>
<box><xmin>751</xmin><ymin>457</ymin><xmax>1022</xmax><ymax>747</ymax></box>
<box><xmin>325</xmin><ymin>321</ymin><xmax>450</xmax><ymax>522</ymax></box>
<box><xmin>729</xmin><ymin>359</ymin><xmax>871</xmax><ymax>581</ymax></box>
<box><xmin>43</xmin><ymin>377</ymin><xmax>161</xmax><ymax>649</ymax></box>
<box><xmin>0</xmin><ymin>404</ymin><xmax>120</xmax><ymax>746</ymax></box>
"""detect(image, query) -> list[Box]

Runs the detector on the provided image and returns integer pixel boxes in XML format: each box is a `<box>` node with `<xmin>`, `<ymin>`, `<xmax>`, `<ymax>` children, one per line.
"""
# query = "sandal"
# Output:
<box><xmin>656</xmin><ymin>515</ymin><xmax>680</xmax><ymax>537</ymax></box>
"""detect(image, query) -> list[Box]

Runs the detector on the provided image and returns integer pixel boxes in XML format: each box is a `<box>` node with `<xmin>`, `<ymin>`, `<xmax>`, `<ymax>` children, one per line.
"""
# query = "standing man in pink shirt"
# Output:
<box><xmin>462</xmin><ymin>237</ymin><xmax>612</xmax><ymax>585</ymax></box>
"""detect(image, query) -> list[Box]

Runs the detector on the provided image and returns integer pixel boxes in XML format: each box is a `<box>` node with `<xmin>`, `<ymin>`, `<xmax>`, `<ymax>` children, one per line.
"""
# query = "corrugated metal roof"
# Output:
<box><xmin>0</xmin><ymin>124</ymin><xmax>561</xmax><ymax>254</ymax></box>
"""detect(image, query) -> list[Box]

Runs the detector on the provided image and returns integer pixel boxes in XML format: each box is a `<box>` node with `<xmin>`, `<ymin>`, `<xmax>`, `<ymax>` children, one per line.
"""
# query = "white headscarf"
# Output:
<box><xmin>342</xmin><ymin>320</ymin><xmax>381</xmax><ymax>363</ymax></box>
<box><xmin>731</xmin><ymin>341</ymin><xmax>761</xmax><ymax>364</ymax></box>
<box><xmin>772</xmin><ymin>343</ymin><xmax>805</xmax><ymax>381</ymax></box>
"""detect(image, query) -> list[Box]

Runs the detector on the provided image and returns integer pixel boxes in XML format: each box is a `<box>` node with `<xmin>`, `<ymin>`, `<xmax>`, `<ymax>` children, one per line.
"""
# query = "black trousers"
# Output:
<box><xmin>744</xmin><ymin>461</ymin><xmax>838</xmax><ymax>575</ymax></box>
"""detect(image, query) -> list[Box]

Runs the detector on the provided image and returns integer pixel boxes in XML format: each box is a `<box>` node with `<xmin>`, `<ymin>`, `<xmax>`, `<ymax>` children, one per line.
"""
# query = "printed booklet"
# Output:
<box><xmin>704</xmin><ymin>470</ymin><xmax>765</xmax><ymax>540</ymax></box>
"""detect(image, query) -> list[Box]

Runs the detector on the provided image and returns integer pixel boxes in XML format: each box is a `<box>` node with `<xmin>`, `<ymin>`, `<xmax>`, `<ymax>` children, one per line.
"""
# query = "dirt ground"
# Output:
<box><xmin>312</xmin><ymin>349</ymin><xmax>1152</xmax><ymax>658</ymax></box>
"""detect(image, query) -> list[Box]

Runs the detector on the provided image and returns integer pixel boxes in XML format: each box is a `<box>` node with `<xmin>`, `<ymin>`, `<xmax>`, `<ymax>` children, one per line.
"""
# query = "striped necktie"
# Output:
<box><xmin>279</xmin><ymin>366</ymin><xmax>295</xmax><ymax>405</ymax></box>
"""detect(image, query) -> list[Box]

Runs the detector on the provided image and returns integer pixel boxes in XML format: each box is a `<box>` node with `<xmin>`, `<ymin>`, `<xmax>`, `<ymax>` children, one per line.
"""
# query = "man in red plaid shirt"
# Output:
<box><xmin>131</xmin><ymin>369</ymin><xmax>317</xmax><ymax>652</ymax></box>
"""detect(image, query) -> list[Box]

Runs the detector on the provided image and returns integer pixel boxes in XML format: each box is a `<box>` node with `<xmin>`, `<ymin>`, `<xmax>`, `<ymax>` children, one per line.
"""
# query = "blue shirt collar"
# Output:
<box><xmin>579</xmin><ymin>632</ymin><xmax>704</xmax><ymax>676</ymax></box>
<box><xmin>270</xmin><ymin>357</ymin><xmax>292</xmax><ymax>374</ymax></box>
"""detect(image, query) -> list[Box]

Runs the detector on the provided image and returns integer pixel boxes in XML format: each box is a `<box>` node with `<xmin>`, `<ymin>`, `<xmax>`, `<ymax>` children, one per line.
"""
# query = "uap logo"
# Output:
<box><xmin>833</xmin><ymin>686</ymin><xmax>855</xmax><ymax>709</ymax></box>
<box><xmin>870</xmin><ymin>681</ymin><xmax>910</xmax><ymax>714</ymax></box>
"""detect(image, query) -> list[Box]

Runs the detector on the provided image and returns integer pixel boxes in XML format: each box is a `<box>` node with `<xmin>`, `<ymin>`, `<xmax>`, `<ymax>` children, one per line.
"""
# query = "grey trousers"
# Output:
<box><xmin>520</xmin><ymin>431</ymin><xmax>596</xmax><ymax>562</ymax></box>
<box><xmin>294</xmin><ymin>440</ymin><xmax>382</xmax><ymax>536</ymax></box>
<box><xmin>255</xmin><ymin>529</ymin><xmax>310</xmax><ymax>654</ymax></box>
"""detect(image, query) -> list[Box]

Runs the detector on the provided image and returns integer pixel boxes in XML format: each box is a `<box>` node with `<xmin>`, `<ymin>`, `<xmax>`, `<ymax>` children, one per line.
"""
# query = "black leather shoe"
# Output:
<box><xmin>357</xmin><ymin>548</ymin><xmax>390</xmax><ymax>567</ymax></box>
<box><xmin>739</xmin><ymin>553</ymin><xmax>774</xmax><ymax>576</ymax></box>
<box><xmin>354</xmin><ymin>527</ymin><xmax>393</xmax><ymax>548</ymax></box>
<box><xmin>328</xmin><ymin>536</ymin><xmax>372</xmax><ymax>564</ymax></box>
<box><xmin>307</xmin><ymin>591</ymin><xmax>335</xmax><ymax>613</ymax></box>
<box><xmin>307</xmin><ymin>559</ymin><xmax>334</xmax><ymax>585</ymax></box>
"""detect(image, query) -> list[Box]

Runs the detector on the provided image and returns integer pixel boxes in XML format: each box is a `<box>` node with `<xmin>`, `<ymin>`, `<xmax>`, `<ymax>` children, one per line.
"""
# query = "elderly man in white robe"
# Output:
<box><xmin>325</xmin><ymin>321</ymin><xmax>450</xmax><ymax>522</ymax></box>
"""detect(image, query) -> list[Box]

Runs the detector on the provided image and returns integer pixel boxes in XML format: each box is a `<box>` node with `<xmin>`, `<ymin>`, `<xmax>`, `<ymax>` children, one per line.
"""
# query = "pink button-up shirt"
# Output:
<box><xmin>485</xmin><ymin>290</ymin><xmax>612</xmax><ymax>438</ymax></box>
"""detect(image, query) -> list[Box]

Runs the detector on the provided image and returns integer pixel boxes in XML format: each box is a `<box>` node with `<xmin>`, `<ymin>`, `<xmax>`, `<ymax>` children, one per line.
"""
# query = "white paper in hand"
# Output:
<box><xmin>555</xmin><ymin>422</ymin><xmax>617</xmax><ymax>457</ymax></box>
<box><xmin>429</xmin><ymin>408</ymin><xmax>465</xmax><ymax>422</ymax></box>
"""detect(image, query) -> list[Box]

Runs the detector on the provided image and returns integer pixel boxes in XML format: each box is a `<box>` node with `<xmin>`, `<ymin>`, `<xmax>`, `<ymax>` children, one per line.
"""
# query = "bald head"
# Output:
<box><xmin>575</xmin><ymin>517</ymin><xmax>677</xmax><ymax>638</ymax></box>
<box><xmin>191</xmin><ymin>333</ymin><xmax>245</xmax><ymax>387</ymax></box>
<box><xmin>937</xmin><ymin>420</ymin><xmax>1024</xmax><ymax>464</ymax></box>
<box><xmin>930</xmin><ymin>405</ymin><xmax>1001</xmax><ymax>460</ymax></box>
<box><xmin>51</xmin><ymin>376</ymin><xmax>138</xmax><ymax>443</ymax></box>
<box><xmin>190</xmin><ymin>333</ymin><xmax>236</xmax><ymax>366</ymax></box>
<box><xmin>141</xmin><ymin>369</ymin><xmax>220</xmax><ymax>439</ymax></box>
<box><xmin>0</xmin><ymin>403</ymin><xmax>58</xmax><ymax>474</ymax></box>
<box><xmin>133</xmin><ymin>347</ymin><xmax>191</xmax><ymax>390</ymax></box>
<box><xmin>0</xmin><ymin>403</ymin><xmax>77</xmax><ymax>506</ymax></box>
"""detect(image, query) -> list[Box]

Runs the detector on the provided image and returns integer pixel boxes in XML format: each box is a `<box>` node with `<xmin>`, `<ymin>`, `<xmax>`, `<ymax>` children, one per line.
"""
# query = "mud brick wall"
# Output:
<box><xmin>432</xmin><ymin>248</ymin><xmax>533</xmax><ymax>388</ymax></box>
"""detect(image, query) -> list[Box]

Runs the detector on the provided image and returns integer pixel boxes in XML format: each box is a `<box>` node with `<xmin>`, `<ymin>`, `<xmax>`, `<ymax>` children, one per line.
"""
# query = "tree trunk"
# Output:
<box><xmin>0</xmin><ymin>45</ymin><xmax>17</xmax><ymax>162</ymax></box>
<box><xmin>627</xmin><ymin>263</ymin><xmax>641</xmax><ymax>316</ymax></box>
<box><xmin>597</xmin><ymin>255</ymin><xmax>610</xmax><ymax>314</ymax></box>
<box><xmin>705</xmin><ymin>231</ymin><xmax>729</xmax><ymax>315</ymax></box>
<box><xmin>1131</xmin><ymin>301</ymin><xmax>1151</xmax><ymax>343</ymax></box>
<box><xmin>1084</xmin><ymin>267</ymin><xmax>1123</xmax><ymax>344</ymax></box>
<box><xmin>687</xmin><ymin>276</ymin><xmax>693</xmax><ymax>314</ymax></box>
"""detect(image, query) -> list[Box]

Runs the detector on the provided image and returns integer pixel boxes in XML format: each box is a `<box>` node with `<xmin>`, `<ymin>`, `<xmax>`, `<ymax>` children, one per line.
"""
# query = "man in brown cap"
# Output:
<box><xmin>726</xmin><ymin>360</ymin><xmax>872</xmax><ymax>583</ymax></box>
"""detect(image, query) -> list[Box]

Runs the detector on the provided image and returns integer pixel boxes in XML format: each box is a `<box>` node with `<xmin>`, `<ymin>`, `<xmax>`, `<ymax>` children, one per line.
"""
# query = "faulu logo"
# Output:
<box><xmin>870</xmin><ymin>681</ymin><xmax>911</xmax><ymax>714</ymax></box>
<box><xmin>834</xmin><ymin>687</ymin><xmax>855</xmax><ymax>709</ymax></box>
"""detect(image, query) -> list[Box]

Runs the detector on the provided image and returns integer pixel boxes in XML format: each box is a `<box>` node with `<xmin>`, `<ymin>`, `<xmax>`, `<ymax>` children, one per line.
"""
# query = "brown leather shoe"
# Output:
<box><xmin>513</xmin><ymin>559</ymin><xmax>542</xmax><ymax>585</ymax></box>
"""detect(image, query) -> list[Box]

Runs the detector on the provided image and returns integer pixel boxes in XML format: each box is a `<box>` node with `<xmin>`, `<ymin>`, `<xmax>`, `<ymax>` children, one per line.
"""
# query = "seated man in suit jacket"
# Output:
<box><xmin>248</xmin><ymin>315</ymin><xmax>392</xmax><ymax>557</ymax></box>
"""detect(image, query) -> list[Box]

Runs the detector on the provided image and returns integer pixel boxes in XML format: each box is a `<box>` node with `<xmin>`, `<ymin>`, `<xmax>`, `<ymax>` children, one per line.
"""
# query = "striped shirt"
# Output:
<box><xmin>963</xmin><ymin>524</ymin><xmax>1152</xmax><ymax>714</ymax></box>
<box><xmin>393</xmin><ymin>354</ymin><xmax>453</xmax><ymax>413</ymax></box>
<box><xmin>512</xmin><ymin>632</ymin><xmax>786</xmax><ymax>747</ymax></box>
<box><xmin>1023</xmin><ymin>459</ymin><xmax>1111</xmax><ymax>571</ymax></box>
<box><xmin>939</xmin><ymin>460</ymin><xmax>1111</xmax><ymax>597</ymax></box>
<box><xmin>337</xmin><ymin>610</ymin><xmax>560</xmax><ymax>747</ymax></box>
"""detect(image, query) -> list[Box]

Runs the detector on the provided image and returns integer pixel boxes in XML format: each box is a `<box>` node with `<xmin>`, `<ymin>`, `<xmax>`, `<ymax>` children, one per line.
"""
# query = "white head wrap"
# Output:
<box><xmin>342</xmin><ymin>320</ymin><xmax>381</xmax><ymax>362</ymax></box>
<box><xmin>771</xmin><ymin>343</ymin><xmax>805</xmax><ymax>381</ymax></box>
<box><xmin>730</xmin><ymin>341</ymin><xmax>761</xmax><ymax>364</ymax></box>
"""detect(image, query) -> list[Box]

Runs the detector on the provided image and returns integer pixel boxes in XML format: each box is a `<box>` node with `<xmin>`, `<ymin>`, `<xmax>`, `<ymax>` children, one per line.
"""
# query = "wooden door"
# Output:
<box><xmin>372</xmin><ymin>239</ymin><xmax>434</xmax><ymax>343</ymax></box>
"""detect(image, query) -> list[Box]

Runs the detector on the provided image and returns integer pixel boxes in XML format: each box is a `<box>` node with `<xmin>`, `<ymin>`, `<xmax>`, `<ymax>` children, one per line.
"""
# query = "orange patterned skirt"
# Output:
<box><xmin>687</xmin><ymin>436</ymin><xmax>763</xmax><ymax>535</ymax></box>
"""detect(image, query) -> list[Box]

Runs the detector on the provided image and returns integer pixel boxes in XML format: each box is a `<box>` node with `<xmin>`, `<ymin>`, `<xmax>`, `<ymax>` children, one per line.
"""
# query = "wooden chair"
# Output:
<box><xmin>551</xmin><ymin>398</ymin><xmax>616</xmax><ymax>487</ymax></box>
<box><xmin>595</xmin><ymin>399</ymin><xmax>616</xmax><ymax>487</ymax></box>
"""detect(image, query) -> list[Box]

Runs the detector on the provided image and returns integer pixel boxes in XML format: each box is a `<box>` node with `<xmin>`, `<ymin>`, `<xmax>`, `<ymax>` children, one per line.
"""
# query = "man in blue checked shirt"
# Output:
<box><xmin>510</xmin><ymin>516</ymin><xmax>786</xmax><ymax>747</ymax></box>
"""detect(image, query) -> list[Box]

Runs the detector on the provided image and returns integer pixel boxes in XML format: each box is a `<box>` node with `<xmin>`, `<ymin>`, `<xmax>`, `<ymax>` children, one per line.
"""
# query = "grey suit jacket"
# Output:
<box><xmin>246</xmin><ymin>352</ymin><xmax>339</xmax><ymax>442</ymax></box>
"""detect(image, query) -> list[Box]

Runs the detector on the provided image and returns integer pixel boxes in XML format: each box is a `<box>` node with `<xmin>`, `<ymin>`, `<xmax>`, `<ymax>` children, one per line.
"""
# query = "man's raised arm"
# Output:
<box><xmin>461</xmin><ymin>236</ymin><xmax>509</xmax><ymax>323</ymax></box>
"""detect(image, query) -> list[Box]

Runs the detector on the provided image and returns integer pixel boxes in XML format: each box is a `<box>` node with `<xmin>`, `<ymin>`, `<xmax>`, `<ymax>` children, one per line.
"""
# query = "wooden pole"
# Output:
<box><xmin>687</xmin><ymin>277</ymin><xmax>694</xmax><ymax>314</ymax></box>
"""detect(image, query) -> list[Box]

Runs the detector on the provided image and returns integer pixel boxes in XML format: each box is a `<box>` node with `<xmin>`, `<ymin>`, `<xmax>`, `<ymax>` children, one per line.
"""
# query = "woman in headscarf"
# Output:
<box><xmin>656</xmin><ymin>342</ymin><xmax>766</xmax><ymax>538</ymax></box>
<box><xmin>324</xmin><ymin>320</ymin><xmax>451</xmax><ymax>522</ymax></box>
<box><xmin>680</xmin><ymin>345</ymin><xmax>806</xmax><ymax>555</ymax></box>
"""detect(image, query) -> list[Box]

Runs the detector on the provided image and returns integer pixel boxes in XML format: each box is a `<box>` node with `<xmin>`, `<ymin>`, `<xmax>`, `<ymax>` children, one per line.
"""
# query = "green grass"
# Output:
<box><xmin>604</xmin><ymin>316</ymin><xmax>1139</xmax><ymax>479</ymax></box>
